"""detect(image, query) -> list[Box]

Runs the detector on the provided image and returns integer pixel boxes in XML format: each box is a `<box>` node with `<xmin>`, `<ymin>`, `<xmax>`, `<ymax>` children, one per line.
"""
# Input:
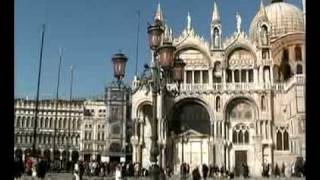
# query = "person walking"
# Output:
<box><xmin>115</xmin><ymin>165</ymin><xmax>122</xmax><ymax>180</ymax></box>
<box><xmin>36</xmin><ymin>157</ymin><xmax>48</xmax><ymax>180</ymax></box>
<box><xmin>14</xmin><ymin>157</ymin><xmax>24</xmax><ymax>180</ymax></box>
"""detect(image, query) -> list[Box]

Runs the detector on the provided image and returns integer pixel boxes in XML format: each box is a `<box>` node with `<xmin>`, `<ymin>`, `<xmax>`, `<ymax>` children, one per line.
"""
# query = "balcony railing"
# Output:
<box><xmin>132</xmin><ymin>75</ymin><xmax>305</xmax><ymax>94</ymax></box>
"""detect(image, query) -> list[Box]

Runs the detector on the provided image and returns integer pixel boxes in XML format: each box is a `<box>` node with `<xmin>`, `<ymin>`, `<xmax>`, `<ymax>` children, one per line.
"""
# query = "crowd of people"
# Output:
<box><xmin>14</xmin><ymin>156</ymin><xmax>49</xmax><ymax>180</ymax></box>
<box><xmin>14</xmin><ymin>156</ymin><xmax>305</xmax><ymax>179</ymax></box>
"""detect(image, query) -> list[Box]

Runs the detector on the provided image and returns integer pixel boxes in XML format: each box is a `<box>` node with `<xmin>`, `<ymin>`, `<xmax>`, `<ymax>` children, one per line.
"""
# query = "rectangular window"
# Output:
<box><xmin>241</xmin><ymin>70</ymin><xmax>246</xmax><ymax>82</ymax></box>
<box><xmin>186</xmin><ymin>71</ymin><xmax>192</xmax><ymax>84</ymax></box>
<box><xmin>194</xmin><ymin>71</ymin><xmax>200</xmax><ymax>83</ymax></box>
<box><xmin>203</xmin><ymin>71</ymin><xmax>209</xmax><ymax>84</ymax></box>
<box><xmin>249</xmin><ymin>70</ymin><xmax>254</xmax><ymax>82</ymax></box>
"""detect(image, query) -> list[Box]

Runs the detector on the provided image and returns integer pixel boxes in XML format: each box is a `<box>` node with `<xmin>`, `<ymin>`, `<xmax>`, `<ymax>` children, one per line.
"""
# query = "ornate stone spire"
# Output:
<box><xmin>258</xmin><ymin>0</ymin><xmax>267</xmax><ymax>18</ymax></box>
<box><xmin>212</xmin><ymin>0</ymin><xmax>220</xmax><ymax>23</ymax></box>
<box><xmin>154</xmin><ymin>2</ymin><xmax>163</xmax><ymax>23</ymax></box>
<box><xmin>187</xmin><ymin>12</ymin><xmax>192</xmax><ymax>32</ymax></box>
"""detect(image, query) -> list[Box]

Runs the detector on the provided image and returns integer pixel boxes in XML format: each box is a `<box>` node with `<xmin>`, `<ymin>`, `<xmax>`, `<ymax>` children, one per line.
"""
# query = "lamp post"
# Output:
<box><xmin>147</xmin><ymin>20</ymin><xmax>186</xmax><ymax>180</ymax></box>
<box><xmin>111</xmin><ymin>52</ymin><xmax>128</xmax><ymax>162</ymax></box>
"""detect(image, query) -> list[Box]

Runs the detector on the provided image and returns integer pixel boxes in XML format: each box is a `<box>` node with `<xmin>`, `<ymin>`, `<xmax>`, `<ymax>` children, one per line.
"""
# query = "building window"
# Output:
<box><xmin>186</xmin><ymin>71</ymin><xmax>192</xmax><ymax>83</ymax></box>
<box><xmin>234</xmin><ymin>70</ymin><xmax>240</xmax><ymax>82</ymax></box>
<box><xmin>284</xmin><ymin>131</ymin><xmax>289</xmax><ymax>150</ymax></box>
<box><xmin>276</xmin><ymin>131</ymin><xmax>282</xmax><ymax>150</ymax></box>
<box><xmin>194</xmin><ymin>71</ymin><xmax>200</xmax><ymax>83</ymax></box>
<box><xmin>216</xmin><ymin>96</ymin><xmax>221</xmax><ymax>112</ymax></box>
<box><xmin>227</xmin><ymin>69</ymin><xmax>232</xmax><ymax>82</ymax></box>
<box><xmin>295</xmin><ymin>45</ymin><xmax>302</xmax><ymax>61</ymax></box>
<box><xmin>241</xmin><ymin>70</ymin><xmax>246</xmax><ymax>82</ymax></box>
<box><xmin>296</xmin><ymin>64</ymin><xmax>303</xmax><ymax>74</ymax></box>
<box><xmin>203</xmin><ymin>71</ymin><xmax>209</xmax><ymax>84</ymax></box>
<box><xmin>276</xmin><ymin>129</ymin><xmax>289</xmax><ymax>151</ymax></box>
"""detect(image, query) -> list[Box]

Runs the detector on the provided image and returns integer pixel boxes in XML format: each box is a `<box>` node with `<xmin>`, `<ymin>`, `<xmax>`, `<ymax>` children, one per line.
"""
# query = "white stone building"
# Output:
<box><xmin>14</xmin><ymin>99</ymin><xmax>83</xmax><ymax>162</ymax></box>
<box><xmin>130</xmin><ymin>0</ymin><xmax>305</xmax><ymax>177</ymax></box>
<box><xmin>80</xmin><ymin>99</ymin><xmax>107</xmax><ymax>161</ymax></box>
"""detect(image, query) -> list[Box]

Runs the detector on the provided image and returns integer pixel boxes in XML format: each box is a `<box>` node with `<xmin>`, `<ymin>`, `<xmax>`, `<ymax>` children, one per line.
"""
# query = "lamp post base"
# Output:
<box><xmin>150</xmin><ymin>163</ymin><xmax>161</xmax><ymax>180</ymax></box>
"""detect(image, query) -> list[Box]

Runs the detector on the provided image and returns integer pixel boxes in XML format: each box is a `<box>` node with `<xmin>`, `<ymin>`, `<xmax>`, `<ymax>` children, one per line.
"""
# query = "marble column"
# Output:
<box><xmin>254</xmin><ymin>68</ymin><xmax>258</xmax><ymax>84</ymax></box>
<box><xmin>246</xmin><ymin>70</ymin><xmax>249</xmax><ymax>83</ymax></box>
<box><xmin>192</xmin><ymin>71</ymin><xmax>195</xmax><ymax>84</ymax></box>
<box><xmin>232</xmin><ymin>70</ymin><xmax>235</xmax><ymax>83</ymax></box>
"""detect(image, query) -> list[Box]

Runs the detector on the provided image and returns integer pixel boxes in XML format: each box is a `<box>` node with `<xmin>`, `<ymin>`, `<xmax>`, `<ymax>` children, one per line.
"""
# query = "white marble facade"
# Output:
<box><xmin>131</xmin><ymin>0</ymin><xmax>305</xmax><ymax>177</ymax></box>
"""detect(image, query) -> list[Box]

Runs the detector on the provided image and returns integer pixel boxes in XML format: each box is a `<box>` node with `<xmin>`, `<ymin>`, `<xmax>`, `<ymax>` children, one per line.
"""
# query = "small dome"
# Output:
<box><xmin>250</xmin><ymin>2</ymin><xmax>304</xmax><ymax>41</ymax></box>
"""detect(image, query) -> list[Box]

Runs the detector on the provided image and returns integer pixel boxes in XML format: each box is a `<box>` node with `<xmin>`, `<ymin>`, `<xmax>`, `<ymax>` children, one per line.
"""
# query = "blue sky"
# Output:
<box><xmin>15</xmin><ymin>0</ymin><xmax>303</xmax><ymax>99</ymax></box>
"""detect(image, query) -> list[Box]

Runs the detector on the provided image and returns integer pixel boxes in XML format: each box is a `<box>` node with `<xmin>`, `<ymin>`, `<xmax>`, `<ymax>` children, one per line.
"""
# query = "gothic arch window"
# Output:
<box><xmin>227</xmin><ymin>69</ymin><xmax>232</xmax><ymax>82</ymax></box>
<box><xmin>282</xmin><ymin>49</ymin><xmax>289</xmax><ymax>63</ymax></box>
<box><xmin>244</xmin><ymin>130</ymin><xmax>249</xmax><ymax>143</ymax></box>
<box><xmin>213</xmin><ymin>27</ymin><xmax>220</xmax><ymax>48</ymax></box>
<box><xmin>233</xmin><ymin>131</ymin><xmax>237</xmax><ymax>143</ymax></box>
<box><xmin>296</xmin><ymin>64</ymin><xmax>303</xmax><ymax>74</ymax></box>
<box><xmin>16</xmin><ymin>116</ymin><xmax>20</xmax><ymax>127</ymax></box>
<box><xmin>216</xmin><ymin>96</ymin><xmax>221</xmax><ymax>112</ymax></box>
<box><xmin>260</xmin><ymin>25</ymin><xmax>268</xmax><ymax>45</ymax></box>
<box><xmin>284</xmin><ymin>130</ymin><xmax>289</xmax><ymax>150</ymax></box>
<box><xmin>261</xmin><ymin>95</ymin><xmax>266</xmax><ymax>111</ymax></box>
<box><xmin>238</xmin><ymin>130</ymin><xmax>243</xmax><ymax>143</ymax></box>
<box><xmin>276</xmin><ymin>131</ymin><xmax>282</xmax><ymax>150</ymax></box>
<box><xmin>273</xmin><ymin>65</ymin><xmax>280</xmax><ymax>82</ymax></box>
<box><xmin>263</xmin><ymin>66</ymin><xmax>270</xmax><ymax>83</ymax></box>
<box><xmin>295</xmin><ymin>45</ymin><xmax>302</xmax><ymax>61</ymax></box>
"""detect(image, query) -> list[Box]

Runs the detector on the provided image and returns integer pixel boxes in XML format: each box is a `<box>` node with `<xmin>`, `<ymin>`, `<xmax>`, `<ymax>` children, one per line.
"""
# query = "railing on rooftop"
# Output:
<box><xmin>132</xmin><ymin>75</ymin><xmax>305</xmax><ymax>94</ymax></box>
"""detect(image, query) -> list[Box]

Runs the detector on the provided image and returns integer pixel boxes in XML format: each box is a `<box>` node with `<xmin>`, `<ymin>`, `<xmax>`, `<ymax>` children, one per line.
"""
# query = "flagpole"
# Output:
<box><xmin>53</xmin><ymin>48</ymin><xmax>63</xmax><ymax>165</ymax></box>
<box><xmin>32</xmin><ymin>24</ymin><xmax>46</xmax><ymax>157</ymax></box>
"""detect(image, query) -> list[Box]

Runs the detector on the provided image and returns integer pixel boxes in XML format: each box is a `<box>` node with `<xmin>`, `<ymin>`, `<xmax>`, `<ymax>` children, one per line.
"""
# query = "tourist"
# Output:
<box><xmin>14</xmin><ymin>157</ymin><xmax>24</xmax><ymax>180</ymax></box>
<box><xmin>36</xmin><ymin>157</ymin><xmax>48</xmax><ymax>180</ymax></box>
<box><xmin>192</xmin><ymin>166</ymin><xmax>201</xmax><ymax>180</ymax></box>
<box><xmin>202</xmin><ymin>164</ymin><xmax>209</xmax><ymax>179</ymax></box>
<box><xmin>115</xmin><ymin>165</ymin><xmax>122</xmax><ymax>180</ymax></box>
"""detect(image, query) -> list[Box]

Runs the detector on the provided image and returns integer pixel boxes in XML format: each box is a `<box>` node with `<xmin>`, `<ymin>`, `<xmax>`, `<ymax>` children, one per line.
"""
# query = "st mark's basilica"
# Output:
<box><xmin>130</xmin><ymin>0</ymin><xmax>305</xmax><ymax>177</ymax></box>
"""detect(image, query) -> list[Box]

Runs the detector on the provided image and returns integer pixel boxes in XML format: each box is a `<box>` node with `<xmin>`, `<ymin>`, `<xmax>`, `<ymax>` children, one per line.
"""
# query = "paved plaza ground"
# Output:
<box><xmin>19</xmin><ymin>173</ymin><xmax>306</xmax><ymax>180</ymax></box>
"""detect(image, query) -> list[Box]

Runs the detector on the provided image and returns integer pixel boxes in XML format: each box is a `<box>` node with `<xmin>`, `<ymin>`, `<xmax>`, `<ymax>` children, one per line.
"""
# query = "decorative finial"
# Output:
<box><xmin>154</xmin><ymin>2</ymin><xmax>163</xmax><ymax>22</ymax></box>
<box><xmin>187</xmin><ymin>12</ymin><xmax>192</xmax><ymax>31</ymax></box>
<box><xmin>236</xmin><ymin>11</ymin><xmax>242</xmax><ymax>33</ymax></box>
<box><xmin>212</xmin><ymin>0</ymin><xmax>220</xmax><ymax>23</ymax></box>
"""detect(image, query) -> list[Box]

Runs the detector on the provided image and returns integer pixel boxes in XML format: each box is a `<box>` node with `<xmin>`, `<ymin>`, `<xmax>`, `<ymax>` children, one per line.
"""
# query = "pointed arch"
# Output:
<box><xmin>276</xmin><ymin>131</ymin><xmax>282</xmax><ymax>150</ymax></box>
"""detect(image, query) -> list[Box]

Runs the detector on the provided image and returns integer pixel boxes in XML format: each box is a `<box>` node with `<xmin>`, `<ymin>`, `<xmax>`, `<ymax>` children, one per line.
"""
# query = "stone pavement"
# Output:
<box><xmin>20</xmin><ymin>173</ymin><xmax>306</xmax><ymax>180</ymax></box>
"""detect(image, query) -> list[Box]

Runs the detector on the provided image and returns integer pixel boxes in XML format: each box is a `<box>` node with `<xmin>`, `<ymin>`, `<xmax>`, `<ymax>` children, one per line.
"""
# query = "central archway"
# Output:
<box><xmin>167</xmin><ymin>98</ymin><xmax>211</xmax><ymax>173</ymax></box>
<box><xmin>169</xmin><ymin>101</ymin><xmax>210</xmax><ymax>135</ymax></box>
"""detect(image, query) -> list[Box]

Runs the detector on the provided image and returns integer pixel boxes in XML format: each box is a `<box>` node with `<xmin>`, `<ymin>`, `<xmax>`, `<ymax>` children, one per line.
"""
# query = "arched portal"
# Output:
<box><xmin>169</xmin><ymin>101</ymin><xmax>210</xmax><ymax>135</ymax></box>
<box><xmin>167</xmin><ymin>99</ymin><xmax>211</xmax><ymax>172</ymax></box>
<box><xmin>134</xmin><ymin>103</ymin><xmax>153</xmax><ymax>168</ymax></box>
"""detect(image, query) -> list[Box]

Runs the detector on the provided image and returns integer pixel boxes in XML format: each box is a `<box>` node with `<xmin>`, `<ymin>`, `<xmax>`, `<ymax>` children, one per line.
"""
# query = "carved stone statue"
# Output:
<box><xmin>214</xmin><ymin>28</ymin><xmax>219</xmax><ymax>48</ymax></box>
<box><xmin>261</xmin><ymin>26</ymin><xmax>268</xmax><ymax>45</ymax></box>
<box><xmin>236</xmin><ymin>11</ymin><xmax>241</xmax><ymax>33</ymax></box>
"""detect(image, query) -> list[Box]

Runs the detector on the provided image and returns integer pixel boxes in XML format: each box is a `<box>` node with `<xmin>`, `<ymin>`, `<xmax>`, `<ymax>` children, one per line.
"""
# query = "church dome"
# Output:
<box><xmin>249</xmin><ymin>2</ymin><xmax>304</xmax><ymax>41</ymax></box>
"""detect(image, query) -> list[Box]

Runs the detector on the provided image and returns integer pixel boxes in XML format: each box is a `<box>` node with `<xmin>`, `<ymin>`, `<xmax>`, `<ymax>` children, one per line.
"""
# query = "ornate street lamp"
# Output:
<box><xmin>112</xmin><ymin>52</ymin><xmax>128</xmax><ymax>86</ymax></box>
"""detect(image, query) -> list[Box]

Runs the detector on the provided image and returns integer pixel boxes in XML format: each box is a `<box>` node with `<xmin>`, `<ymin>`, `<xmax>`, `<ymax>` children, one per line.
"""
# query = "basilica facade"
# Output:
<box><xmin>130</xmin><ymin>0</ymin><xmax>305</xmax><ymax>177</ymax></box>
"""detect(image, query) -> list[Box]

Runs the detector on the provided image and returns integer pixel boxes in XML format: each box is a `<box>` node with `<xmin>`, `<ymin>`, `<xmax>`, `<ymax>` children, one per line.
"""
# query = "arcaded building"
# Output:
<box><xmin>130</xmin><ymin>0</ymin><xmax>305</xmax><ymax>177</ymax></box>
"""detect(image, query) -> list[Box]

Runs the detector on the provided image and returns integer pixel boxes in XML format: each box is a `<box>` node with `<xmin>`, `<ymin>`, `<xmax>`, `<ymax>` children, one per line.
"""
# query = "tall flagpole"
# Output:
<box><xmin>53</xmin><ymin>48</ymin><xmax>63</xmax><ymax>163</ymax></box>
<box><xmin>32</xmin><ymin>24</ymin><xmax>46</xmax><ymax>157</ymax></box>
